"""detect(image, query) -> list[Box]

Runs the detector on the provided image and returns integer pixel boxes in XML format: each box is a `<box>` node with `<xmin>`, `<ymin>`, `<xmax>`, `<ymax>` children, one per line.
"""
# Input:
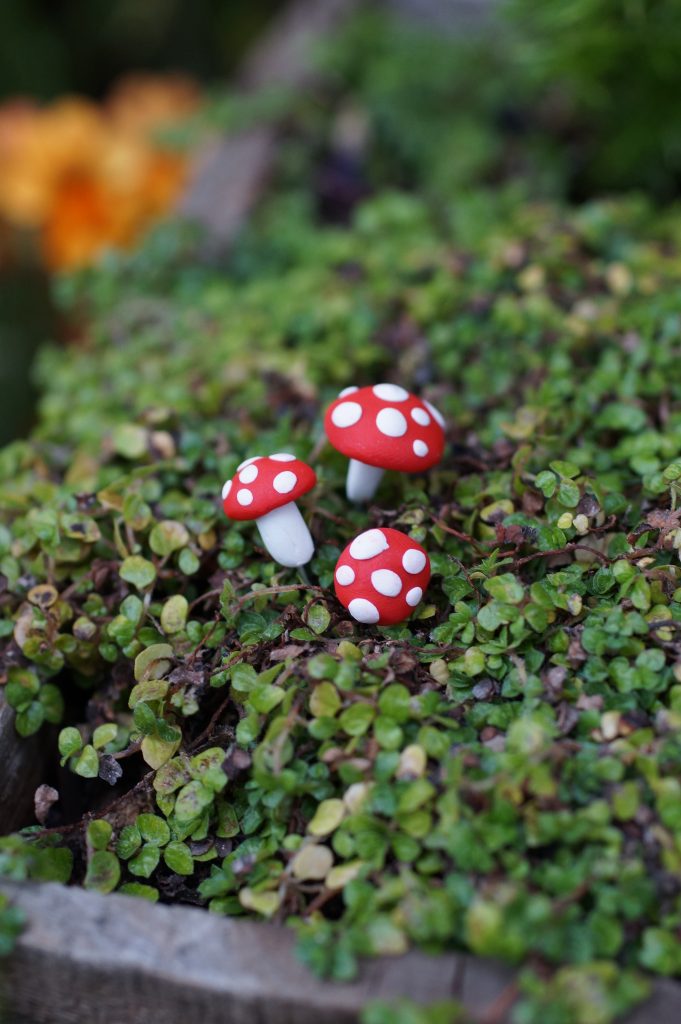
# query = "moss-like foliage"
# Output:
<box><xmin>3</xmin><ymin>12</ymin><xmax>681</xmax><ymax>1024</ymax></box>
<box><xmin>3</xmin><ymin>187</ymin><xmax>681</xmax><ymax>1020</ymax></box>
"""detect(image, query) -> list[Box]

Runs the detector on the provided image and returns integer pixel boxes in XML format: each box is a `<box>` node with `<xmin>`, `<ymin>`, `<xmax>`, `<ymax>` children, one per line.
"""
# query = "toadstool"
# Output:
<box><xmin>334</xmin><ymin>527</ymin><xmax>430</xmax><ymax>625</ymax></box>
<box><xmin>221</xmin><ymin>453</ymin><xmax>317</xmax><ymax>568</ymax></box>
<box><xmin>324</xmin><ymin>383</ymin><xmax>445</xmax><ymax>502</ymax></box>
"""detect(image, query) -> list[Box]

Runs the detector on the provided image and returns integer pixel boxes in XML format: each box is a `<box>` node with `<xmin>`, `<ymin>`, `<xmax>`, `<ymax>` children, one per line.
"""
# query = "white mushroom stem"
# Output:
<box><xmin>346</xmin><ymin>459</ymin><xmax>385</xmax><ymax>502</ymax></box>
<box><xmin>255</xmin><ymin>502</ymin><xmax>314</xmax><ymax>568</ymax></box>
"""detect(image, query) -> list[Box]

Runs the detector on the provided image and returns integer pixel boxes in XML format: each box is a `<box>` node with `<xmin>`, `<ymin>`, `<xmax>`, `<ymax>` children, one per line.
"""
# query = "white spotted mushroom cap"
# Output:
<box><xmin>334</xmin><ymin>527</ymin><xmax>431</xmax><ymax>626</ymax></box>
<box><xmin>221</xmin><ymin>454</ymin><xmax>317</xmax><ymax>521</ymax></box>
<box><xmin>324</xmin><ymin>384</ymin><xmax>445</xmax><ymax>472</ymax></box>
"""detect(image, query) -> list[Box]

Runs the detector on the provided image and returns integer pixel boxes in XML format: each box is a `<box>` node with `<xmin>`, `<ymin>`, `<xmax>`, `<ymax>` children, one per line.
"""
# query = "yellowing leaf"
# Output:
<box><xmin>134</xmin><ymin>643</ymin><xmax>173</xmax><ymax>682</ymax></box>
<box><xmin>239</xmin><ymin>888</ymin><xmax>281</xmax><ymax>917</ymax></box>
<box><xmin>141</xmin><ymin>734</ymin><xmax>180</xmax><ymax>770</ymax></box>
<box><xmin>291</xmin><ymin>844</ymin><xmax>333</xmax><ymax>880</ymax></box>
<box><xmin>326</xmin><ymin>860</ymin><xmax>364</xmax><ymax>890</ymax></box>
<box><xmin>307</xmin><ymin>798</ymin><xmax>345</xmax><ymax>837</ymax></box>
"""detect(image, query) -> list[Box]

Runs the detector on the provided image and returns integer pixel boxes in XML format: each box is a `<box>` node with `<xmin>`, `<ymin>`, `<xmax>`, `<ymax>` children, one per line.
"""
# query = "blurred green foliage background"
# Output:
<box><xmin>0</xmin><ymin>0</ymin><xmax>283</xmax><ymax>100</ymax></box>
<box><xmin>2</xmin><ymin>0</ymin><xmax>681</xmax><ymax>445</ymax></box>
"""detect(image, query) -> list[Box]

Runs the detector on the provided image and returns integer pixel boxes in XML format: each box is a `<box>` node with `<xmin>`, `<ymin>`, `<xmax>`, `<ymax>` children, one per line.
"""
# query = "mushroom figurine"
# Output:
<box><xmin>324</xmin><ymin>383</ymin><xmax>445</xmax><ymax>502</ymax></box>
<box><xmin>221</xmin><ymin>454</ymin><xmax>317</xmax><ymax>568</ymax></box>
<box><xmin>334</xmin><ymin>527</ymin><xmax>430</xmax><ymax>626</ymax></box>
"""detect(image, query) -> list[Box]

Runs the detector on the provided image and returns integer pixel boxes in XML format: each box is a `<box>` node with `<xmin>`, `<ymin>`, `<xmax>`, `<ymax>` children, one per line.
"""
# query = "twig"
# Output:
<box><xmin>190</xmin><ymin>581</ymin><xmax>324</xmax><ymax>615</ymax></box>
<box><xmin>230</xmin><ymin>582</ymin><xmax>325</xmax><ymax>613</ymax></box>
<box><xmin>513</xmin><ymin>542</ymin><xmax>610</xmax><ymax>567</ymax></box>
<box><xmin>187</xmin><ymin>614</ymin><xmax>221</xmax><ymax>667</ymax></box>
<box><xmin>431</xmin><ymin>517</ymin><xmax>486</xmax><ymax>553</ymax></box>
<box><xmin>303</xmin><ymin>886</ymin><xmax>337</xmax><ymax>917</ymax></box>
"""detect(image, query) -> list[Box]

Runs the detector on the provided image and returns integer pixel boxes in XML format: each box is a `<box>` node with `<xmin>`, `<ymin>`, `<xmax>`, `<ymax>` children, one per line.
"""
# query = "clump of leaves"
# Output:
<box><xmin>505</xmin><ymin>0</ymin><xmax>681</xmax><ymax>199</ymax></box>
<box><xmin>4</xmin><ymin>69</ymin><xmax>681</xmax><ymax>1020</ymax></box>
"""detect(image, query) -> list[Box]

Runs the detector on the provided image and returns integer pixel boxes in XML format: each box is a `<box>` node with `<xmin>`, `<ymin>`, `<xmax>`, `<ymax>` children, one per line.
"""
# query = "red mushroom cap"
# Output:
<box><xmin>334</xmin><ymin>527</ymin><xmax>430</xmax><ymax>626</ymax></box>
<box><xmin>221</xmin><ymin>453</ymin><xmax>317</xmax><ymax>521</ymax></box>
<box><xmin>324</xmin><ymin>384</ymin><xmax>445</xmax><ymax>472</ymax></box>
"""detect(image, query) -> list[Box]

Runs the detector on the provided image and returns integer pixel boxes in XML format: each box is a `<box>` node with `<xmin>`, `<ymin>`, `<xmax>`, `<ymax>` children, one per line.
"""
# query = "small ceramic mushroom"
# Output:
<box><xmin>334</xmin><ymin>527</ymin><xmax>430</xmax><ymax>625</ymax></box>
<box><xmin>324</xmin><ymin>383</ymin><xmax>445</xmax><ymax>502</ymax></box>
<box><xmin>221</xmin><ymin>453</ymin><xmax>317</xmax><ymax>568</ymax></box>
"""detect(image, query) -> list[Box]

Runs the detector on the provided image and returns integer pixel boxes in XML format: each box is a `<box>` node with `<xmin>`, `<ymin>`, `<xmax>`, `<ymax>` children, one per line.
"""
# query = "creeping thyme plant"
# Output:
<box><xmin>3</xmin><ymin>8</ymin><xmax>681</xmax><ymax>1023</ymax></box>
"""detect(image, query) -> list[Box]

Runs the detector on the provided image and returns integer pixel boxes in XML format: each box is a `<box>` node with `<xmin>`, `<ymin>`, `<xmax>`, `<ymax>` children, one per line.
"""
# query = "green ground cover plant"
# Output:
<box><xmin>4</xmin><ymin>186</ymin><xmax>681</xmax><ymax>1022</ymax></box>
<box><xmin>4</xmin><ymin>8</ymin><xmax>681</xmax><ymax>1023</ymax></box>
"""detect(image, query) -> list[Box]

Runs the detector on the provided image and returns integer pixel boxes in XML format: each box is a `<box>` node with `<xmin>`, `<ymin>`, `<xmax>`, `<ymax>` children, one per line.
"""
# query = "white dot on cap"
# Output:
<box><xmin>237</xmin><ymin>488</ymin><xmax>253</xmax><ymax>506</ymax></box>
<box><xmin>339</xmin><ymin>386</ymin><xmax>359</xmax><ymax>397</ymax></box>
<box><xmin>424</xmin><ymin>400</ymin><xmax>445</xmax><ymax>428</ymax></box>
<box><xmin>413</xmin><ymin>440</ymin><xmax>429</xmax><ymax>457</ymax></box>
<box><xmin>221</xmin><ymin>480</ymin><xmax>232</xmax><ymax>500</ymax></box>
<box><xmin>237</xmin><ymin>456</ymin><xmax>260</xmax><ymax>471</ymax></box>
<box><xmin>411</xmin><ymin>407</ymin><xmax>431</xmax><ymax>427</ymax></box>
<box><xmin>349</xmin><ymin>529</ymin><xmax>389</xmax><ymax>560</ymax></box>
<box><xmin>331</xmin><ymin>401</ymin><xmax>362</xmax><ymax>428</ymax></box>
<box><xmin>348</xmin><ymin>598</ymin><xmax>380</xmax><ymax>624</ymax></box>
<box><xmin>403</xmin><ymin>548</ymin><xmax>426</xmax><ymax>574</ymax></box>
<box><xmin>376</xmin><ymin>407</ymin><xmax>407</xmax><ymax>438</ymax></box>
<box><xmin>335</xmin><ymin>564</ymin><xmax>355</xmax><ymax>586</ymax></box>
<box><xmin>239</xmin><ymin>464</ymin><xmax>259</xmax><ymax>484</ymax></box>
<box><xmin>371</xmin><ymin>569</ymin><xmax>402</xmax><ymax>597</ymax></box>
<box><xmin>373</xmin><ymin>383</ymin><xmax>409</xmax><ymax>402</ymax></box>
<box><xmin>270</xmin><ymin>453</ymin><xmax>296</xmax><ymax>462</ymax></box>
<box><xmin>406</xmin><ymin>587</ymin><xmax>423</xmax><ymax>607</ymax></box>
<box><xmin>273</xmin><ymin>471</ymin><xmax>298</xmax><ymax>494</ymax></box>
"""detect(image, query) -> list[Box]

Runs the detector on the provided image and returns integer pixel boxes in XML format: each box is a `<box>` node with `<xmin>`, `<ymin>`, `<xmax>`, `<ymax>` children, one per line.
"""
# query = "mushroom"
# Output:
<box><xmin>324</xmin><ymin>383</ymin><xmax>445</xmax><ymax>502</ymax></box>
<box><xmin>221</xmin><ymin>453</ymin><xmax>317</xmax><ymax>568</ymax></box>
<box><xmin>334</xmin><ymin>527</ymin><xmax>430</xmax><ymax>625</ymax></box>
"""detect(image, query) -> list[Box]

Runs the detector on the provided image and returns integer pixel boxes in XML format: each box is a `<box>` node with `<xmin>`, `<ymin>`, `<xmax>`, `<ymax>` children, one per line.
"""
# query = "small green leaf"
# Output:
<box><xmin>484</xmin><ymin>574</ymin><xmax>524</xmax><ymax>604</ymax></box>
<box><xmin>84</xmin><ymin>851</ymin><xmax>120</xmax><ymax>893</ymax></box>
<box><xmin>307</xmin><ymin>799</ymin><xmax>345</xmax><ymax>836</ymax></box>
<box><xmin>133</xmin><ymin>643</ymin><xmax>173</xmax><ymax>682</ymax></box>
<box><xmin>339</xmin><ymin>703</ymin><xmax>374</xmax><ymax>736</ymax></box>
<box><xmin>116</xmin><ymin>824</ymin><xmax>142</xmax><ymax>860</ymax></box>
<box><xmin>163</xmin><ymin>841</ymin><xmax>194</xmax><ymax>875</ymax></box>
<box><xmin>58</xmin><ymin>726</ymin><xmax>82</xmax><ymax>762</ymax></box>
<box><xmin>558</xmin><ymin>478</ymin><xmax>580</xmax><ymax>507</ymax></box>
<box><xmin>149</xmin><ymin>520</ymin><xmax>190</xmax><ymax>556</ymax></box>
<box><xmin>87</xmin><ymin>820</ymin><xmax>113</xmax><ymax>851</ymax></box>
<box><xmin>549</xmin><ymin>460</ymin><xmax>580</xmax><ymax>479</ymax></box>
<box><xmin>231</xmin><ymin>663</ymin><xmax>258</xmax><ymax>692</ymax></box>
<box><xmin>112</xmin><ymin>423</ymin><xmax>148</xmax><ymax>459</ymax></box>
<box><xmin>141</xmin><ymin>733</ymin><xmax>180</xmax><ymax>770</ymax></box>
<box><xmin>133</xmin><ymin>702</ymin><xmax>157</xmax><ymax>734</ymax></box>
<box><xmin>309</xmin><ymin>682</ymin><xmax>341</xmax><ymax>718</ymax></box>
<box><xmin>161</xmin><ymin>595</ymin><xmax>189</xmax><ymax>634</ymax></box>
<box><xmin>174</xmin><ymin>780</ymin><xmax>214</xmax><ymax>821</ymax></box>
<box><xmin>74</xmin><ymin>745</ymin><xmax>99</xmax><ymax>778</ymax></box>
<box><xmin>136</xmin><ymin>814</ymin><xmax>170</xmax><ymax>847</ymax></box>
<box><xmin>93</xmin><ymin>723</ymin><xmax>118</xmax><ymax>749</ymax></box>
<box><xmin>119</xmin><ymin>882</ymin><xmax>159</xmax><ymax>902</ymax></box>
<box><xmin>535</xmin><ymin>470</ymin><xmax>557</xmax><ymax>497</ymax></box>
<box><xmin>306</xmin><ymin>603</ymin><xmax>331</xmax><ymax>635</ymax></box>
<box><xmin>249</xmin><ymin>682</ymin><xmax>285</xmax><ymax>714</ymax></box>
<box><xmin>120</xmin><ymin>556</ymin><xmax>157</xmax><ymax>590</ymax></box>
<box><xmin>128</xmin><ymin>843</ymin><xmax>161</xmax><ymax>879</ymax></box>
<box><xmin>16</xmin><ymin>702</ymin><xmax>45</xmax><ymax>736</ymax></box>
<box><xmin>5</xmin><ymin>668</ymin><xmax>40</xmax><ymax>708</ymax></box>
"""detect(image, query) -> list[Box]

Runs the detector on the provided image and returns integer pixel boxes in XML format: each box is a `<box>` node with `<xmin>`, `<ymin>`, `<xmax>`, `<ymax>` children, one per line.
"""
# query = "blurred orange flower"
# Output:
<box><xmin>0</xmin><ymin>75</ymin><xmax>200</xmax><ymax>271</ymax></box>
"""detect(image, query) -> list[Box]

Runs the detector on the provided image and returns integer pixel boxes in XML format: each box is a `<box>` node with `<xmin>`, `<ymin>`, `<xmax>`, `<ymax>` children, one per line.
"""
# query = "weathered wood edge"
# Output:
<box><xmin>178</xmin><ymin>0</ymin><xmax>361</xmax><ymax>255</ymax></box>
<box><xmin>0</xmin><ymin>880</ymin><xmax>515</xmax><ymax>1024</ymax></box>
<box><xmin>0</xmin><ymin>694</ymin><xmax>45</xmax><ymax>834</ymax></box>
<box><xmin>1</xmin><ymin>882</ymin><xmax>681</xmax><ymax>1024</ymax></box>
